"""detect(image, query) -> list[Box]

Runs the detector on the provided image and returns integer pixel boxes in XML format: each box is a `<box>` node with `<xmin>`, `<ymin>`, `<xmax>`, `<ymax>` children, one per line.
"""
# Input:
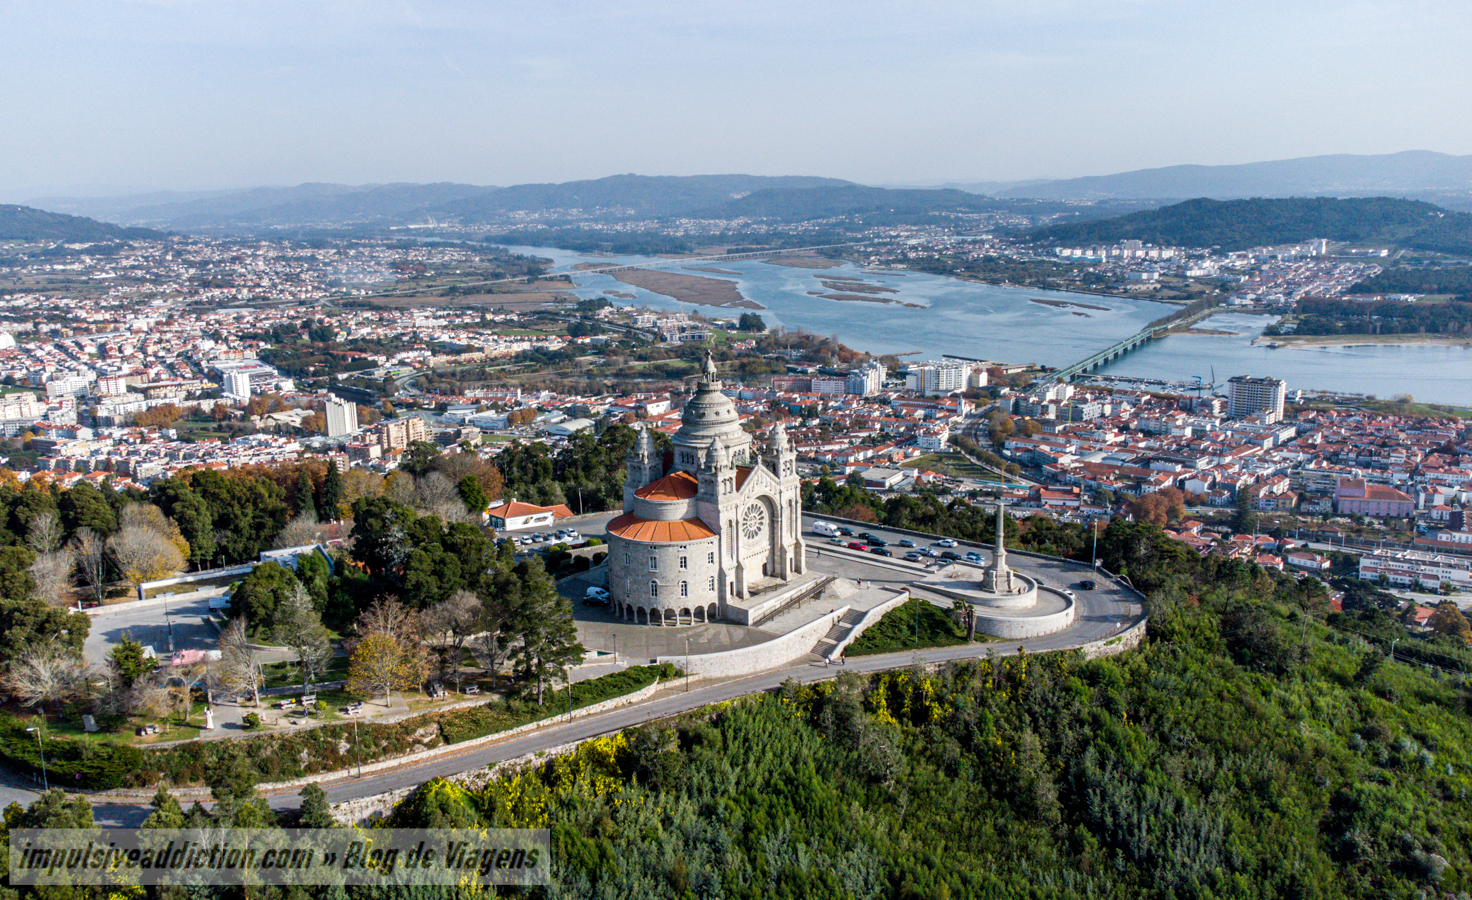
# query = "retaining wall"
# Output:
<box><xmin>1078</xmin><ymin>618</ymin><xmax>1149</xmax><ymax>660</ymax></box>
<box><xmin>135</xmin><ymin>564</ymin><xmax>255</xmax><ymax>604</ymax></box>
<box><xmin>656</xmin><ymin>607</ymin><xmax>848</xmax><ymax>677</ymax></box>
<box><xmin>972</xmin><ymin>588</ymin><xmax>1076</xmax><ymax>639</ymax></box>
<box><xmin>825</xmin><ymin>590</ymin><xmax>910</xmax><ymax>660</ymax></box>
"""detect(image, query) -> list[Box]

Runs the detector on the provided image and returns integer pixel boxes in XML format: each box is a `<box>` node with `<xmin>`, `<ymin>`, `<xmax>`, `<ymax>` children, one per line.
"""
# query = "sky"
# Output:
<box><xmin>3</xmin><ymin>0</ymin><xmax>1471</xmax><ymax>198</ymax></box>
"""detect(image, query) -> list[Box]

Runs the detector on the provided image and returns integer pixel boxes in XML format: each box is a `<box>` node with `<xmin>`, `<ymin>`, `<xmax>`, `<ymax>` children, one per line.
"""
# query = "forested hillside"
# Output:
<box><xmin>0</xmin><ymin>204</ymin><xmax>164</xmax><ymax>242</ymax></box>
<box><xmin>1029</xmin><ymin>197</ymin><xmax>1472</xmax><ymax>253</ymax></box>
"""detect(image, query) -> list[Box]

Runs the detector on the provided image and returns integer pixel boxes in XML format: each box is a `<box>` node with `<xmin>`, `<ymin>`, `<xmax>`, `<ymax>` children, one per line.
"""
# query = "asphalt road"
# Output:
<box><xmin>13</xmin><ymin>512</ymin><xmax>1141</xmax><ymax>823</ymax></box>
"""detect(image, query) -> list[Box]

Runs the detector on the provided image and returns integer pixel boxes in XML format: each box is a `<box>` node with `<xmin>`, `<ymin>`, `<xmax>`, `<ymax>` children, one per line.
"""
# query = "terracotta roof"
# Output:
<box><xmin>635</xmin><ymin>471</ymin><xmax>699</xmax><ymax>501</ymax></box>
<box><xmin>735</xmin><ymin>465</ymin><xmax>754</xmax><ymax>490</ymax></box>
<box><xmin>487</xmin><ymin>499</ymin><xmax>574</xmax><ymax>519</ymax></box>
<box><xmin>607</xmin><ymin>513</ymin><xmax>717</xmax><ymax>542</ymax></box>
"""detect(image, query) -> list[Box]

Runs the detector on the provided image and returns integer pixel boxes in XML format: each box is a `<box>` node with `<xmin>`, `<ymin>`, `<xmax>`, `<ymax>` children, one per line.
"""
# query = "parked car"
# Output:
<box><xmin>897</xmin><ymin>538</ymin><xmax>916</xmax><ymax>548</ymax></box>
<box><xmin>858</xmin><ymin>531</ymin><xmax>875</xmax><ymax>541</ymax></box>
<box><xmin>870</xmin><ymin>547</ymin><xmax>893</xmax><ymax>557</ymax></box>
<box><xmin>827</xmin><ymin>537</ymin><xmax>846</xmax><ymax>545</ymax></box>
<box><xmin>941</xmin><ymin>551</ymin><xmax>962</xmax><ymax>561</ymax></box>
<box><xmin>964</xmin><ymin>551</ymin><xmax>984</xmax><ymax>563</ymax></box>
<box><xmin>919</xmin><ymin>547</ymin><xmax>939</xmax><ymax>557</ymax></box>
<box><xmin>934</xmin><ymin>538</ymin><xmax>958</xmax><ymax>548</ymax></box>
<box><xmin>848</xmin><ymin>542</ymin><xmax>868</xmax><ymax>551</ymax></box>
<box><xmin>837</xmin><ymin>526</ymin><xmax>855</xmax><ymax>536</ymax></box>
<box><xmin>867</xmin><ymin>537</ymin><xmax>887</xmax><ymax>547</ymax></box>
<box><xmin>1077</xmin><ymin>579</ymin><xmax>1097</xmax><ymax>590</ymax></box>
<box><xmin>583</xmin><ymin>586</ymin><xmax>610</xmax><ymax>606</ymax></box>
<box><xmin>903</xmin><ymin>551</ymin><xmax>924</xmax><ymax>561</ymax></box>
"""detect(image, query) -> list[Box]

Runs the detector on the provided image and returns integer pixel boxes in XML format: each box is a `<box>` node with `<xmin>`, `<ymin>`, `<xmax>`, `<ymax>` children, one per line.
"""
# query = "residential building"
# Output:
<box><xmin>324</xmin><ymin>396</ymin><xmax>358</xmax><ymax>437</ymax></box>
<box><xmin>1227</xmin><ymin>376</ymin><xmax>1286</xmax><ymax>423</ymax></box>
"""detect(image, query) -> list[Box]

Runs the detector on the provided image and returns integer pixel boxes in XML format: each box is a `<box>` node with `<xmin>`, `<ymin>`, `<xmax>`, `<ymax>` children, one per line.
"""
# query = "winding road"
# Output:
<box><xmin>2</xmin><ymin>519</ymin><xmax>1143</xmax><ymax>825</ymax></box>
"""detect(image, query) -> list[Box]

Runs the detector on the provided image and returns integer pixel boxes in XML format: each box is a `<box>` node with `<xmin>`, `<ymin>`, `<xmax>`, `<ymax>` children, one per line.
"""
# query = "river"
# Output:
<box><xmin>510</xmin><ymin>246</ymin><xmax>1472</xmax><ymax>406</ymax></box>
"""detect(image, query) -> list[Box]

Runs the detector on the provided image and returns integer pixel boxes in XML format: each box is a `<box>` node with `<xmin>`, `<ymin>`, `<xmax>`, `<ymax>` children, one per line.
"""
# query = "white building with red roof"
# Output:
<box><xmin>606</xmin><ymin>354</ymin><xmax>806</xmax><ymax>626</ymax></box>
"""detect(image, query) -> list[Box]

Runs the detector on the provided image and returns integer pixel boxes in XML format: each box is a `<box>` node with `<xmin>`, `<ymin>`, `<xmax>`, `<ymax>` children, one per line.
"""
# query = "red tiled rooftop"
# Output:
<box><xmin>635</xmin><ymin>471</ymin><xmax>699</xmax><ymax>501</ymax></box>
<box><xmin>607</xmin><ymin>513</ymin><xmax>717</xmax><ymax>542</ymax></box>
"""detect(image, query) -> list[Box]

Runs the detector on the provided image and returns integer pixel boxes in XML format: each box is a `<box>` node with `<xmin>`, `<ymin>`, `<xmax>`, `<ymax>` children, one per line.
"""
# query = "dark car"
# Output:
<box><xmin>1077</xmin><ymin>579</ymin><xmax>1097</xmax><ymax>590</ymax></box>
<box><xmin>858</xmin><ymin>531</ymin><xmax>875</xmax><ymax>541</ymax></box>
<box><xmin>848</xmin><ymin>542</ymin><xmax>868</xmax><ymax>551</ymax></box>
<box><xmin>837</xmin><ymin>526</ymin><xmax>855</xmax><ymax>536</ymax></box>
<box><xmin>940</xmin><ymin>551</ymin><xmax>961</xmax><ymax>561</ymax></box>
<box><xmin>897</xmin><ymin>538</ymin><xmax>916</xmax><ymax>548</ymax></box>
<box><xmin>867</xmin><ymin>536</ymin><xmax>887</xmax><ymax>547</ymax></box>
<box><xmin>870</xmin><ymin>547</ymin><xmax>893</xmax><ymax>557</ymax></box>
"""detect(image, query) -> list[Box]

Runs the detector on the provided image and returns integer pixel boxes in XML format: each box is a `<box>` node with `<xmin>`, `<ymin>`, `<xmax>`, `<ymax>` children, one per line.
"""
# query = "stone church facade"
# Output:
<box><xmin>606</xmin><ymin>355</ymin><xmax>806</xmax><ymax>625</ymax></box>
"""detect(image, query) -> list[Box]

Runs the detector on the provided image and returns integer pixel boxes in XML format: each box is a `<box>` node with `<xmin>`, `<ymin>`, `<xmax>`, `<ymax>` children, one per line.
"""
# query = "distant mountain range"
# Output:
<box><xmin>1028</xmin><ymin>197</ymin><xmax>1472</xmax><ymax>254</ymax></box>
<box><xmin>13</xmin><ymin>152</ymin><xmax>1472</xmax><ymax>236</ymax></box>
<box><xmin>26</xmin><ymin>174</ymin><xmax>854</xmax><ymax>233</ymax></box>
<box><xmin>0</xmin><ymin>204</ymin><xmax>164</xmax><ymax>242</ymax></box>
<box><xmin>991</xmin><ymin>151</ymin><xmax>1472</xmax><ymax>206</ymax></box>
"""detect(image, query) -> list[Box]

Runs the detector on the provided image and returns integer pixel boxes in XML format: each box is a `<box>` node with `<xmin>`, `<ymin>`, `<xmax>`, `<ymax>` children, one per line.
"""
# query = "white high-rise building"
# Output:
<box><xmin>845</xmin><ymin>360</ymin><xmax>885</xmax><ymax>397</ymax></box>
<box><xmin>225</xmin><ymin>371</ymin><xmax>253</xmax><ymax>399</ymax></box>
<box><xmin>1227</xmin><ymin>376</ymin><xmax>1287</xmax><ymax>424</ymax></box>
<box><xmin>324</xmin><ymin>396</ymin><xmax>359</xmax><ymax>437</ymax></box>
<box><xmin>905</xmin><ymin>361</ymin><xmax>968</xmax><ymax>396</ymax></box>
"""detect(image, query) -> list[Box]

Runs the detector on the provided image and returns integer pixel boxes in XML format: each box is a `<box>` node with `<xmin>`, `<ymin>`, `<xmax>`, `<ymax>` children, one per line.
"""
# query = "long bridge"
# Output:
<box><xmin>1046</xmin><ymin>325</ymin><xmax>1169</xmax><ymax>382</ymax></box>
<box><xmin>1046</xmin><ymin>302</ymin><xmax>1220</xmax><ymax>383</ymax></box>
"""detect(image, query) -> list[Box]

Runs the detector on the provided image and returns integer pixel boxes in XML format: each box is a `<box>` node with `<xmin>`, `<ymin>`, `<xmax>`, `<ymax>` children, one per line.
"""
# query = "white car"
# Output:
<box><xmin>934</xmin><ymin>538</ymin><xmax>958</xmax><ymax>548</ymax></box>
<box><xmin>583</xmin><ymin>586</ymin><xmax>610</xmax><ymax>605</ymax></box>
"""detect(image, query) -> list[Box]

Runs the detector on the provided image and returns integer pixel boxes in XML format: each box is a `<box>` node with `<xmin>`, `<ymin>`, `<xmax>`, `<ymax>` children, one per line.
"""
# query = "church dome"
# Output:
<box><xmin>672</xmin><ymin>353</ymin><xmax>750</xmax><ymax>465</ymax></box>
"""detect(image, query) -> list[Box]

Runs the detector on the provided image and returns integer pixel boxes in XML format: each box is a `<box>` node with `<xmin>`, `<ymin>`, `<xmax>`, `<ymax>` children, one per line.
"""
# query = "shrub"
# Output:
<box><xmin>243</xmin><ymin>713</ymin><xmax>262</xmax><ymax>730</ymax></box>
<box><xmin>0</xmin><ymin>714</ymin><xmax>147</xmax><ymax>790</ymax></box>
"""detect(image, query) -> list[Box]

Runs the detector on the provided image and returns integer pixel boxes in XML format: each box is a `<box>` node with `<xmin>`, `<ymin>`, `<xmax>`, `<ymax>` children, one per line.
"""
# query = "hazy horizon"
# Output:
<box><xmin>4</xmin><ymin>0</ymin><xmax>1470</xmax><ymax>199</ymax></box>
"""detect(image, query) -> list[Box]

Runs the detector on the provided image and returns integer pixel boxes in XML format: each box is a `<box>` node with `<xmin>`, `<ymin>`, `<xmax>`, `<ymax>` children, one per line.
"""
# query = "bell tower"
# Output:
<box><xmin>623</xmin><ymin>427</ymin><xmax>662</xmax><ymax>512</ymax></box>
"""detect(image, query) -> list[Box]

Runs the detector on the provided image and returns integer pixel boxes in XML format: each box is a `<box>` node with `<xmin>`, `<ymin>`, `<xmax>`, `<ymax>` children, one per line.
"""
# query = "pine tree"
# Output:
<box><xmin>320</xmin><ymin>460</ymin><xmax>342</xmax><ymax>523</ymax></box>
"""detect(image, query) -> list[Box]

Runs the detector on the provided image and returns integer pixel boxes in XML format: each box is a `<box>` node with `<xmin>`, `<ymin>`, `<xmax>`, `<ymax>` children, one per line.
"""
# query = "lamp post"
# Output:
<box><xmin>1389</xmin><ymin>637</ymin><xmax>1400</xmax><ymax>663</ymax></box>
<box><xmin>24</xmin><ymin>727</ymin><xmax>47</xmax><ymax>790</ymax></box>
<box><xmin>352</xmin><ymin>716</ymin><xmax>361</xmax><ymax>777</ymax></box>
<box><xmin>1091</xmin><ymin>519</ymin><xmax>1099</xmax><ymax>569</ymax></box>
<box><xmin>685</xmin><ymin>638</ymin><xmax>690</xmax><ymax>693</ymax></box>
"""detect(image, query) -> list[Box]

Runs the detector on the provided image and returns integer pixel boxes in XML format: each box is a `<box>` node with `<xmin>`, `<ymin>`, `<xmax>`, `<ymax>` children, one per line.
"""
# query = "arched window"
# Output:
<box><xmin>679</xmin><ymin>581</ymin><xmax>688</xmax><ymax>597</ymax></box>
<box><xmin>649</xmin><ymin>581</ymin><xmax>658</xmax><ymax>598</ymax></box>
<box><xmin>707</xmin><ymin>575</ymin><xmax>715</xmax><ymax>592</ymax></box>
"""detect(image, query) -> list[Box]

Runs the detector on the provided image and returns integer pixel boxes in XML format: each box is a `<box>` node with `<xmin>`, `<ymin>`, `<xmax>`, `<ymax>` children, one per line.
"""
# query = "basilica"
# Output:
<box><xmin>605</xmin><ymin>354</ymin><xmax>806</xmax><ymax>625</ymax></box>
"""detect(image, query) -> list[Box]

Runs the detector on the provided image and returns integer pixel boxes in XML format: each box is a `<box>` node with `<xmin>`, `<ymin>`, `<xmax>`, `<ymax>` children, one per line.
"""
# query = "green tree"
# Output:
<box><xmin>457</xmin><ymin>474</ymin><xmax>489</xmax><ymax>516</ymax></box>
<box><xmin>59</xmin><ymin>481</ymin><xmax>117</xmax><ymax>538</ymax></box>
<box><xmin>319</xmin><ymin>459</ymin><xmax>343</xmax><ymax>522</ymax></box>
<box><xmin>512</xmin><ymin>558</ymin><xmax>584</xmax><ymax>705</ymax></box>
<box><xmin>232</xmin><ymin>562</ymin><xmax>301</xmax><ymax>636</ymax></box>
<box><xmin>109</xmin><ymin>635</ymin><xmax>157</xmax><ymax>687</ymax></box>
<box><xmin>297</xmin><ymin>783</ymin><xmax>336</xmax><ymax>828</ymax></box>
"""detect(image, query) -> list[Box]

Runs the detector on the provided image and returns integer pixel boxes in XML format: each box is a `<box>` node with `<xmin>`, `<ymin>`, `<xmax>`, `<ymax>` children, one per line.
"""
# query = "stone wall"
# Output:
<box><xmin>608</xmin><ymin>533</ymin><xmax>721</xmax><ymax>622</ymax></box>
<box><xmin>972</xmin><ymin>589</ymin><xmax>1076</xmax><ymax>639</ymax></box>
<box><xmin>1078</xmin><ymin>618</ymin><xmax>1148</xmax><ymax>660</ymax></box>
<box><xmin>825</xmin><ymin>590</ymin><xmax>910</xmax><ymax>659</ymax></box>
<box><xmin>656</xmin><ymin>607</ymin><xmax>847</xmax><ymax>678</ymax></box>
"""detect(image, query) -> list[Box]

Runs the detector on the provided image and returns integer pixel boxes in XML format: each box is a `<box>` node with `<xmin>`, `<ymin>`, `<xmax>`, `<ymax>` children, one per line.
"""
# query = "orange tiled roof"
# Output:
<box><xmin>635</xmin><ymin>471</ymin><xmax>699</xmax><ymax>501</ymax></box>
<box><xmin>487</xmin><ymin>499</ymin><xmax>574</xmax><ymax>519</ymax></box>
<box><xmin>608</xmin><ymin>513</ymin><xmax>716</xmax><ymax>542</ymax></box>
<box><xmin>735</xmin><ymin>466</ymin><xmax>754</xmax><ymax>490</ymax></box>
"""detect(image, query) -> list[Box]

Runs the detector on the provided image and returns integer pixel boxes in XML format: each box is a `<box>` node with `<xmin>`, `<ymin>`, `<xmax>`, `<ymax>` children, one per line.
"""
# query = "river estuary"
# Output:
<box><xmin>510</xmin><ymin>246</ymin><xmax>1472</xmax><ymax>406</ymax></box>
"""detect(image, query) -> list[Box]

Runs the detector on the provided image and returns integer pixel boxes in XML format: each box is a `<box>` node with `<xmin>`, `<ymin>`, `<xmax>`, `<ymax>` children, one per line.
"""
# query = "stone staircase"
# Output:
<box><xmin>812</xmin><ymin>608</ymin><xmax>867</xmax><ymax>659</ymax></box>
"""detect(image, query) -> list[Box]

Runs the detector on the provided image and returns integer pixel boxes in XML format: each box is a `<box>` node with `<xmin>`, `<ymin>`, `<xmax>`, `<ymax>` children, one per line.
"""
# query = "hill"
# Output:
<box><xmin>687</xmin><ymin>184</ymin><xmax>1000</xmax><ymax>223</ymax></box>
<box><xmin>1029</xmin><ymin>196</ymin><xmax>1472</xmax><ymax>253</ymax></box>
<box><xmin>0</xmin><ymin>204</ymin><xmax>164</xmax><ymax>242</ymax></box>
<box><xmin>31</xmin><ymin>182</ymin><xmax>493</xmax><ymax>231</ymax></box>
<box><xmin>433</xmin><ymin>173</ymin><xmax>852</xmax><ymax>224</ymax></box>
<box><xmin>998</xmin><ymin>150</ymin><xmax>1472</xmax><ymax>205</ymax></box>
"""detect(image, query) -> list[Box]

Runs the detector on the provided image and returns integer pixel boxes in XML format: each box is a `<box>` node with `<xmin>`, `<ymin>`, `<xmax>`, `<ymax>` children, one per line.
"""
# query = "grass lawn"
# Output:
<box><xmin>261</xmin><ymin>655</ymin><xmax>351</xmax><ymax>689</ymax></box>
<box><xmin>900</xmin><ymin>452</ymin><xmax>1005</xmax><ymax>482</ymax></box>
<box><xmin>845</xmin><ymin>598</ymin><xmax>974</xmax><ymax>657</ymax></box>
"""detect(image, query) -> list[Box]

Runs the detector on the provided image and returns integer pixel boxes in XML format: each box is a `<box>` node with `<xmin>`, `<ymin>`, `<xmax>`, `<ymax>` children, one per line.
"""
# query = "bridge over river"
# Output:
<box><xmin>1046</xmin><ymin>302</ymin><xmax>1220</xmax><ymax>383</ymax></box>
